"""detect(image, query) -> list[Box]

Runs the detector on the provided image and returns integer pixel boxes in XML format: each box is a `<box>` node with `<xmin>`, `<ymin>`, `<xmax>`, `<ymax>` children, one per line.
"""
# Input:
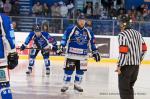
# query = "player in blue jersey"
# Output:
<box><xmin>0</xmin><ymin>14</ymin><xmax>19</xmax><ymax>99</ymax></box>
<box><xmin>20</xmin><ymin>25</ymin><xmax>57</xmax><ymax>75</ymax></box>
<box><xmin>59</xmin><ymin>14</ymin><xmax>101</xmax><ymax>92</ymax></box>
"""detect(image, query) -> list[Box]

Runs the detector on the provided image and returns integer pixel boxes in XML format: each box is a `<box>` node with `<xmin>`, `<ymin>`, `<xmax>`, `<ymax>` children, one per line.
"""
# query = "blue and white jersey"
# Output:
<box><xmin>61</xmin><ymin>25</ymin><xmax>97</xmax><ymax>60</ymax></box>
<box><xmin>0</xmin><ymin>14</ymin><xmax>16</xmax><ymax>66</ymax></box>
<box><xmin>23</xmin><ymin>32</ymin><xmax>57</xmax><ymax>49</ymax></box>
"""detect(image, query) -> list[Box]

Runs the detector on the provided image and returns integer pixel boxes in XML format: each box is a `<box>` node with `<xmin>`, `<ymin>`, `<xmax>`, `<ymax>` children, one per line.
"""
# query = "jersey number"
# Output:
<box><xmin>0</xmin><ymin>70</ymin><xmax>6</xmax><ymax>82</ymax></box>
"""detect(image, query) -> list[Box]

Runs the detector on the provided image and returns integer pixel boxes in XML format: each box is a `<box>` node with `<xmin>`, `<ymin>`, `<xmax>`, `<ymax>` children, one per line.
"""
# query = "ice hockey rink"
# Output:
<box><xmin>6</xmin><ymin>57</ymin><xmax>150</xmax><ymax>99</ymax></box>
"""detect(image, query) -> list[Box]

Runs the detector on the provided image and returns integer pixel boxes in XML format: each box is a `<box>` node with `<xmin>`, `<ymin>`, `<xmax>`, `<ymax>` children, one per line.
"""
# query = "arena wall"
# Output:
<box><xmin>15</xmin><ymin>32</ymin><xmax>150</xmax><ymax>64</ymax></box>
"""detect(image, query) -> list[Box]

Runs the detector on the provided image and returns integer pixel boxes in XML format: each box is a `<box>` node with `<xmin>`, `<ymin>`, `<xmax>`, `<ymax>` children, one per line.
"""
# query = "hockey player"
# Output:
<box><xmin>60</xmin><ymin>14</ymin><xmax>101</xmax><ymax>92</ymax></box>
<box><xmin>0</xmin><ymin>14</ymin><xmax>19</xmax><ymax>99</ymax></box>
<box><xmin>20</xmin><ymin>25</ymin><xmax>57</xmax><ymax>75</ymax></box>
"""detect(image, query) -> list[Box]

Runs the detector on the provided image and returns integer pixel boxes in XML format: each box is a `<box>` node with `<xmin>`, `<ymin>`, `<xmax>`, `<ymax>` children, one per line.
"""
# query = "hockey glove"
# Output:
<box><xmin>92</xmin><ymin>50</ymin><xmax>101</xmax><ymax>62</ymax></box>
<box><xmin>20</xmin><ymin>44</ymin><xmax>26</xmax><ymax>51</ymax></box>
<box><xmin>44</xmin><ymin>45</ymin><xmax>51</xmax><ymax>50</ymax></box>
<box><xmin>7</xmin><ymin>52</ymin><xmax>19</xmax><ymax>70</ymax></box>
<box><xmin>56</xmin><ymin>45</ymin><xmax>64</xmax><ymax>55</ymax></box>
<box><xmin>52</xmin><ymin>45</ymin><xmax>58</xmax><ymax>52</ymax></box>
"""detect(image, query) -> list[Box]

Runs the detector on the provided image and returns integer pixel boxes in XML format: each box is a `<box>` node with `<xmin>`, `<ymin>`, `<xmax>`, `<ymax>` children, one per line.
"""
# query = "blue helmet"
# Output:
<box><xmin>76</xmin><ymin>14</ymin><xmax>86</xmax><ymax>28</ymax></box>
<box><xmin>77</xmin><ymin>14</ymin><xmax>86</xmax><ymax>20</ymax></box>
<box><xmin>34</xmin><ymin>24</ymin><xmax>41</xmax><ymax>32</ymax></box>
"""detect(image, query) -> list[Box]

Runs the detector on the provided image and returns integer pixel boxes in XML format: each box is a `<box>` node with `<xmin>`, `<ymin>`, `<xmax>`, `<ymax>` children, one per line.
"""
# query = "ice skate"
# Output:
<box><xmin>26</xmin><ymin>67</ymin><xmax>32</xmax><ymax>75</ymax></box>
<box><xmin>74</xmin><ymin>84</ymin><xmax>83</xmax><ymax>92</ymax></box>
<box><xmin>46</xmin><ymin>68</ymin><xmax>50</xmax><ymax>75</ymax></box>
<box><xmin>61</xmin><ymin>86</ymin><xmax>69</xmax><ymax>92</ymax></box>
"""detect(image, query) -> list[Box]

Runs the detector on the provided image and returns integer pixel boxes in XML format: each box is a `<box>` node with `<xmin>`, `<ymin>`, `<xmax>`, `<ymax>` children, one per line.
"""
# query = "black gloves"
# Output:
<box><xmin>56</xmin><ymin>45</ymin><xmax>64</xmax><ymax>55</ymax></box>
<box><xmin>20</xmin><ymin>44</ymin><xmax>26</xmax><ymax>51</ymax></box>
<box><xmin>7</xmin><ymin>52</ymin><xmax>19</xmax><ymax>70</ymax></box>
<box><xmin>52</xmin><ymin>45</ymin><xmax>58</xmax><ymax>52</ymax></box>
<box><xmin>92</xmin><ymin>50</ymin><xmax>101</xmax><ymax>62</ymax></box>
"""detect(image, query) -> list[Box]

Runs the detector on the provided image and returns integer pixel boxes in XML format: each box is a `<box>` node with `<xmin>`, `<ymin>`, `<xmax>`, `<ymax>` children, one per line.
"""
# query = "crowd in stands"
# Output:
<box><xmin>32</xmin><ymin>1</ymin><xmax>74</xmax><ymax>18</ymax></box>
<box><xmin>0</xmin><ymin>0</ymin><xmax>150</xmax><ymax>21</ymax></box>
<box><xmin>30</xmin><ymin>0</ymin><xmax>150</xmax><ymax>22</ymax></box>
<box><xmin>81</xmin><ymin>0</ymin><xmax>150</xmax><ymax>21</ymax></box>
<box><xmin>0</xmin><ymin>0</ymin><xmax>19</xmax><ymax>16</ymax></box>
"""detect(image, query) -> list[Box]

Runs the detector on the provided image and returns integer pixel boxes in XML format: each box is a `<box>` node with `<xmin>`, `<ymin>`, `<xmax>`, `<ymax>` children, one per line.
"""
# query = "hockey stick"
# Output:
<box><xmin>17</xmin><ymin>47</ymin><xmax>42</xmax><ymax>50</ymax></box>
<box><xmin>16</xmin><ymin>47</ymin><xmax>51</xmax><ymax>51</ymax></box>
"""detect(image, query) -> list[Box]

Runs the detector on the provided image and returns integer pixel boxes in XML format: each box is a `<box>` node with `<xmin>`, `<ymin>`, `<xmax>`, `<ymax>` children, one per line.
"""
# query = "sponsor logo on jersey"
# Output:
<box><xmin>75</xmin><ymin>30</ymin><xmax>79</xmax><ymax>35</ymax></box>
<box><xmin>83</xmin><ymin>31</ymin><xmax>87</xmax><ymax>36</ymax></box>
<box><xmin>69</xmin><ymin>47</ymin><xmax>84</xmax><ymax>54</ymax></box>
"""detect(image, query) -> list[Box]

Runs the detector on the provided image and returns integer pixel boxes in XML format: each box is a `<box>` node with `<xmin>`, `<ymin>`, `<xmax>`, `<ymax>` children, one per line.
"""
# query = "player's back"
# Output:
<box><xmin>121</xmin><ymin>29</ymin><xmax>143</xmax><ymax>65</ymax></box>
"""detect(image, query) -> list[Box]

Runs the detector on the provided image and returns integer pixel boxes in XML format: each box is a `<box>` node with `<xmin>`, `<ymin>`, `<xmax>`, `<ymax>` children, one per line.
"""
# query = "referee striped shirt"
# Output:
<box><xmin>118</xmin><ymin>29</ymin><xmax>147</xmax><ymax>67</ymax></box>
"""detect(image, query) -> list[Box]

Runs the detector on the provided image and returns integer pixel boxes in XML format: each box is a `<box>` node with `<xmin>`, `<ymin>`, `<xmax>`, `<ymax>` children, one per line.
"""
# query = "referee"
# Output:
<box><xmin>115</xmin><ymin>15</ymin><xmax>147</xmax><ymax>99</ymax></box>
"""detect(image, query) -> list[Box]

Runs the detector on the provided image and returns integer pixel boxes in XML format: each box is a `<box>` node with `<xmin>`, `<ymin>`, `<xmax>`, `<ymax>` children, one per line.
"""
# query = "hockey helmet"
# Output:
<box><xmin>119</xmin><ymin>15</ymin><xmax>132</xmax><ymax>29</ymax></box>
<box><xmin>77</xmin><ymin>14</ymin><xmax>86</xmax><ymax>20</ymax></box>
<box><xmin>77</xmin><ymin>14</ymin><xmax>86</xmax><ymax>28</ymax></box>
<box><xmin>34</xmin><ymin>24</ymin><xmax>41</xmax><ymax>32</ymax></box>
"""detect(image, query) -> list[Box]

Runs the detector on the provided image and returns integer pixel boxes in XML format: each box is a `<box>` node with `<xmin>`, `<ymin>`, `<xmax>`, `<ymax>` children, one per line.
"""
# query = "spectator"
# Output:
<box><xmin>127</xmin><ymin>10</ymin><xmax>132</xmax><ymax>17</ymax></box>
<box><xmin>127</xmin><ymin>6</ymin><xmax>137</xmax><ymax>22</ymax></box>
<box><xmin>12</xmin><ymin>21</ymin><xmax>17</xmax><ymax>32</ymax></box>
<box><xmin>113</xmin><ymin>0</ymin><xmax>117</xmax><ymax>9</ymax></box>
<box><xmin>0</xmin><ymin>0</ymin><xmax>3</xmax><ymax>13</ymax></box>
<box><xmin>3</xmin><ymin>0</ymin><xmax>12</xmax><ymax>15</ymax></box>
<box><xmin>93</xmin><ymin>2</ymin><xmax>101</xmax><ymax>19</ymax></box>
<box><xmin>116</xmin><ymin>0</ymin><xmax>124</xmax><ymax>9</ymax></box>
<box><xmin>75</xmin><ymin>9</ymin><xmax>81</xmax><ymax>18</ymax></box>
<box><xmin>84</xmin><ymin>2</ymin><xmax>93</xmax><ymax>17</ymax></box>
<box><xmin>136</xmin><ymin>11</ymin><xmax>143</xmax><ymax>21</ymax></box>
<box><xmin>137</xmin><ymin>4</ymin><xmax>148</xmax><ymax>15</ymax></box>
<box><xmin>144</xmin><ymin>10</ymin><xmax>150</xmax><ymax>21</ymax></box>
<box><xmin>101</xmin><ymin>0</ymin><xmax>113</xmax><ymax>10</ymax></box>
<box><xmin>60</xmin><ymin>2</ymin><xmax>68</xmax><ymax>17</ymax></box>
<box><xmin>43</xmin><ymin>3</ymin><xmax>49</xmax><ymax>17</ymax></box>
<box><xmin>101</xmin><ymin>0</ymin><xmax>108</xmax><ymax>10</ymax></box>
<box><xmin>66</xmin><ymin>0</ymin><xmax>74</xmax><ymax>4</ymax></box>
<box><xmin>11</xmin><ymin>0</ymin><xmax>19</xmax><ymax>16</ymax></box>
<box><xmin>42</xmin><ymin>23</ymin><xmax>49</xmax><ymax>32</ymax></box>
<box><xmin>109</xmin><ymin>6</ymin><xmax>117</xmax><ymax>19</ymax></box>
<box><xmin>32</xmin><ymin>4</ymin><xmax>37</xmax><ymax>15</ymax></box>
<box><xmin>100</xmin><ymin>8</ymin><xmax>108</xmax><ymax>19</ymax></box>
<box><xmin>107</xmin><ymin>0</ymin><xmax>114</xmax><ymax>10</ymax></box>
<box><xmin>137</xmin><ymin>4</ymin><xmax>145</xmax><ymax>14</ymax></box>
<box><xmin>51</xmin><ymin>3</ymin><xmax>60</xmax><ymax>17</ymax></box>
<box><xmin>143</xmin><ymin>8</ymin><xmax>149</xmax><ymax>20</ymax></box>
<box><xmin>117</xmin><ymin>5</ymin><xmax>126</xmax><ymax>16</ymax></box>
<box><xmin>86</xmin><ymin>19</ymin><xmax>92</xmax><ymax>30</ymax></box>
<box><xmin>32</xmin><ymin>2</ymin><xmax>42</xmax><ymax>16</ymax></box>
<box><xmin>130</xmin><ymin>13</ymin><xmax>137</xmax><ymax>22</ymax></box>
<box><xmin>67</xmin><ymin>1</ymin><xmax>74</xmax><ymax>18</ymax></box>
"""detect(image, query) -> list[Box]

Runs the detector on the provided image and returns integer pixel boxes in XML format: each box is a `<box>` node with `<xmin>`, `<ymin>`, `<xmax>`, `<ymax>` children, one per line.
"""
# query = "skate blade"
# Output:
<box><xmin>74</xmin><ymin>89</ymin><xmax>83</xmax><ymax>94</ymax></box>
<box><xmin>26</xmin><ymin>72</ymin><xmax>32</xmax><ymax>76</ymax></box>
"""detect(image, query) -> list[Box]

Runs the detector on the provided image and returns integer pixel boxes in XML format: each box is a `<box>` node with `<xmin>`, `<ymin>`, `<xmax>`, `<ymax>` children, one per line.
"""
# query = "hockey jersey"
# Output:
<box><xmin>23</xmin><ymin>32</ymin><xmax>57</xmax><ymax>49</ymax></box>
<box><xmin>0</xmin><ymin>14</ymin><xmax>16</xmax><ymax>66</ymax></box>
<box><xmin>61</xmin><ymin>25</ymin><xmax>97</xmax><ymax>60</ymax></box>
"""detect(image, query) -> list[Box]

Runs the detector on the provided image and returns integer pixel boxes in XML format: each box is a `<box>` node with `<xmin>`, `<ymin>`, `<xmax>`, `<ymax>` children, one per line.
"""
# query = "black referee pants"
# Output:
<box><xmin>118</xmin><ymin>65</ymin><xmax>139</xmax><ymax>99</ymax></box>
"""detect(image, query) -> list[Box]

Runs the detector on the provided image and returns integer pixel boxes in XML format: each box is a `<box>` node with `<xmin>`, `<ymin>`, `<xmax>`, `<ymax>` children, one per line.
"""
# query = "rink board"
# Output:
<box><xmin>15</xmin><ymin>32</ymin><xmax>150</xmax><ymax>63</ymax></box>
<box><xmin>19</xmin><ymin>55</ymin><xmax>150</xmax><ymax>64</ymax></box>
